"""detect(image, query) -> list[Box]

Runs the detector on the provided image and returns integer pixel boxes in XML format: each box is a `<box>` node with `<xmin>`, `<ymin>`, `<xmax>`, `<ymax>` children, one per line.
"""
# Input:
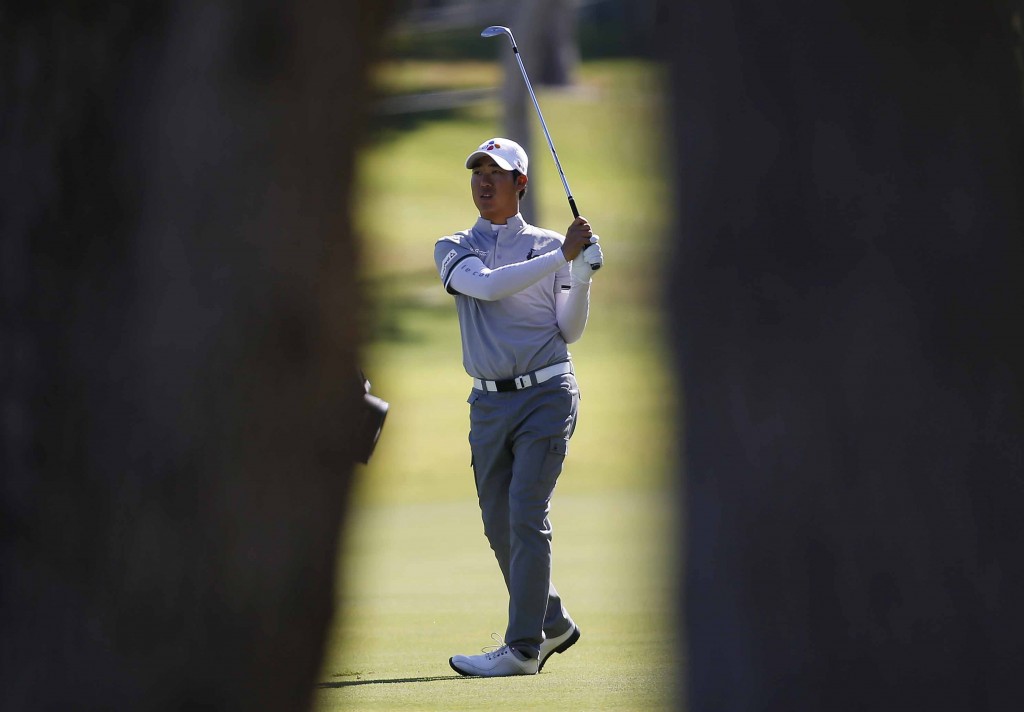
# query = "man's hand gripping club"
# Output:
<box><xmin>561</xmin><ymin>216</ymin><xmax>604</xmax><ymax>284</ymax></box>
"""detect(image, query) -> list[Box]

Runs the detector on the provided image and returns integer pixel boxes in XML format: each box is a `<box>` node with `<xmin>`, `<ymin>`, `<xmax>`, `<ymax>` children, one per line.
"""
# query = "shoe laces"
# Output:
<box><xmin>482</xmin><ymin>633</ymin><xmax>507</xmax><ymax>655</ymax></box>
<box><xmin>480</xmin><ymin>634</ymin><xmax>530</xmax><ymax>662</ymax></box>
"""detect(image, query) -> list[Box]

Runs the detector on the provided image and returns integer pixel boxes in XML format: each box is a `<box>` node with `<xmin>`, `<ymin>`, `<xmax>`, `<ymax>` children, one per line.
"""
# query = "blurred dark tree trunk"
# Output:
<box><xmin>499</xmin><ymin>0</ymin><xmax>578</xmax><ymax>87</ymax></box>
<box><xmin>1</xmin><ymin>1</ymin><xmax>394</xmax><ymax>710</ymax></box>
<box><xmin>663</xmin><ymin>1</ymin><xmax>1024</xmax><ymax>710</ymax></box>
<box><xmin>534</xmin><ymin>0</ymin><xmax>579</xmax><ymax>87</ymax></box>
<box><xmin>619</xmin><ymin>0</ymin><xmax>660</xmax><ymax>58</ymax></box>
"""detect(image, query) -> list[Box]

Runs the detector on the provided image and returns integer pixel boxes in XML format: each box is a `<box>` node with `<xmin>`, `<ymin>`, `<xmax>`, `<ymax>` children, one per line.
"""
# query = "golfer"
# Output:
<box><xmin>434</xmin><ymin>138</ymin><xmax>603</xmax><ymax>677</ymax></box>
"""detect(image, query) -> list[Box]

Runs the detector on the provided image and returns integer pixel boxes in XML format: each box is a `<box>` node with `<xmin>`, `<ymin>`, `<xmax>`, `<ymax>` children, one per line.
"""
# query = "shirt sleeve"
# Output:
<box><xmin>435</xmin><ymin>237</ymin><xmax>476</xmax><ymax>293</ymax></box>
<box><xmin>555</xmin><ymin>282</ymin><xmax>590</xmax><ymax>343</ymax></box>
<box><xmin>447</xmin><ymin>249</ymin><xmax>567</xmax><ymax>301</ymax></box>
<box><xmin>554</xmin><ymin>258</ymin><xmax>572</xmax><ymax>295</ymax></box>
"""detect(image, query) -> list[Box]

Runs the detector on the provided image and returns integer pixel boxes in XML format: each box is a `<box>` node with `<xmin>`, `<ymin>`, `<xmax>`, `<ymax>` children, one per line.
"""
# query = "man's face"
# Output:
<box><xmin>470</xmin><ymin>157</ymin><xmax>523</xmax><ymax>223</ymax></box>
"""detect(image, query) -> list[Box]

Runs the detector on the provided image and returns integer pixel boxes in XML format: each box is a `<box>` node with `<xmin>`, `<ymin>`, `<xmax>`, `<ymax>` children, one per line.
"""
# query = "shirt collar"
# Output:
<box><xmin>475</xmin><ymin>213</ymin><xmax>526</xmax><ymax>236</ymax></box>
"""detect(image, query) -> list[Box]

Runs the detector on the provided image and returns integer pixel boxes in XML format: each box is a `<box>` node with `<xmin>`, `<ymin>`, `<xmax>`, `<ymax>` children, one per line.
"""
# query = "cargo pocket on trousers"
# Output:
<box><xmin>539</xmin><ymin>437</ymin><xmax>569</xmax><ymax>491</ymax></box>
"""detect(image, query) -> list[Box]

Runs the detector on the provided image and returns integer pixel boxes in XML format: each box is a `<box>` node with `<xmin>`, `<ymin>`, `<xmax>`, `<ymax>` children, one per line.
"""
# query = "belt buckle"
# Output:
<box><xmin>514</xmin><ymin>374</ymin><xmax>531</xmax><ymax>390</ymax></box>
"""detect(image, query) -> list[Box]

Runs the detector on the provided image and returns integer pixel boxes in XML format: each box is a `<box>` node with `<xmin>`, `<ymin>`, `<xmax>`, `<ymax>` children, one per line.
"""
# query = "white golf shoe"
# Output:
<box><xmin>538</xmin><ymin>623</ymin><xmax>581</xmax><ymax>672</ymax></box>
<box><xmin>449</xmin><ymin>644</ymin><xmax>539</xmax><ymax>677</ymax></box>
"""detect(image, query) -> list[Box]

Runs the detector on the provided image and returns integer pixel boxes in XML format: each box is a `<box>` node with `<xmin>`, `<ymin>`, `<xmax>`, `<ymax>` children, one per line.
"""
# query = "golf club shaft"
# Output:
<box><xmin>507</xmin><ymin>39</ymin><xmax>579</xmax><ymax>218</ymax></box>
<box><xmin>482</xmin><ymin>26</ymin><xmax>598</xmax><ymax>270</ymax></box>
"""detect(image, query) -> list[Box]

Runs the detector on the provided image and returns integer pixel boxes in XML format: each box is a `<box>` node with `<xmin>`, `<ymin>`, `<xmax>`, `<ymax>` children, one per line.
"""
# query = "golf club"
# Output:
<box><xmin>481</xmin><ymin>25</ymin><xmax>600</xmax><ymax>269</ymax></box>
<box><xmin>481</xmin><ymin>26</ymin><xmax>585</xmax><ymax>217</ymax></box>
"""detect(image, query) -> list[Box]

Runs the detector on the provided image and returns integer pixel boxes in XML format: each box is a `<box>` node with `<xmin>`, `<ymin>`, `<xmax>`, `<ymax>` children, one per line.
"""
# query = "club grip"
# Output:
<box><xmin>569</xmin><ymin>197</ymin><xmax>600</xmax><ymax>269</ymax></box>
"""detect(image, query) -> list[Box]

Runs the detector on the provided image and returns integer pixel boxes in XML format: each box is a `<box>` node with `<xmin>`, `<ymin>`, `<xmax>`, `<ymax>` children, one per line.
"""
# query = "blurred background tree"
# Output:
<box><xmin>664</xmin><ymin>2</ymin><xmax>1024</xmax><ymax>710</ymax></box>
<box><xmin>1</xmin><ymin>2</ymin><xmax>394</xmax><ymax>709</ymax></box>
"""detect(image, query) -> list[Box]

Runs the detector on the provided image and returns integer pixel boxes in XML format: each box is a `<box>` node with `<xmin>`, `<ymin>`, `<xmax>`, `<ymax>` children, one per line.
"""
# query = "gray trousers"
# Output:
<box><xmin>467</xmin><ymin>372</ymin><xmax>579</xmax><ymax>656</ymax></box>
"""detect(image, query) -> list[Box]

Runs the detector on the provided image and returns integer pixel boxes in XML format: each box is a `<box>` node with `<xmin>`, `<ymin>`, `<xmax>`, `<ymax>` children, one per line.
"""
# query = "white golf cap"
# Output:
<box><xmin>465</xmin><ymin>138</ymin><xmax>528</xmax><ymax>175</ymax></box>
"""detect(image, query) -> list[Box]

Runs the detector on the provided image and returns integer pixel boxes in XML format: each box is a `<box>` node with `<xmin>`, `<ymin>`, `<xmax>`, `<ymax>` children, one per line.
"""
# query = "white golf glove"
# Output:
<box><xmin>570</xmin><ymin>236</ymin><xmax>603</xmax><ymax>284</ymax></box>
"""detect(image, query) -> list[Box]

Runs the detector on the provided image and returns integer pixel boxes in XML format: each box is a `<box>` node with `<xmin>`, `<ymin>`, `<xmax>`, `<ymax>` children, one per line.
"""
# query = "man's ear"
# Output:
<box><xmin>517</xmin><ymin>174</ymin><xmax>528</xmax><ymax>187</ymax></box>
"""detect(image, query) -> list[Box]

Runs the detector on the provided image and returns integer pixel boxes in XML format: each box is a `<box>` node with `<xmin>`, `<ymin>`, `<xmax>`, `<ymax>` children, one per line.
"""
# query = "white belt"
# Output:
<box><xmin>473</xmin><ymin>361</ymin><xmax>573</xmax><ymax>393</ymax></box>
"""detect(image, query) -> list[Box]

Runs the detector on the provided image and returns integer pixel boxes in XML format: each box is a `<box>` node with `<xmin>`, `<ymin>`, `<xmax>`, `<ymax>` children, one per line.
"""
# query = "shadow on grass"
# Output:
<box><xmin>317</xmin><ymin>675</ymin><xmax>464</xmax><ymax>688</ymax></box>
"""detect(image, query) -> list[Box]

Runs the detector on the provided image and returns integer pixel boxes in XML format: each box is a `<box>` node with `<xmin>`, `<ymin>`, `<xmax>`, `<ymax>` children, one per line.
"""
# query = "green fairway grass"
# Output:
<box><xmin>314</xmin><ymin>57</ymin><xmax>678</xmax><ymax>711</ymax></box>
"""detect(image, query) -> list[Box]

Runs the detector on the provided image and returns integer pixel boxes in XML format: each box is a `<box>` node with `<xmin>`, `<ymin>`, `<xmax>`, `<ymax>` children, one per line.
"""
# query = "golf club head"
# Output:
<box><xmin>481</xmin><ymin>25</ymin><xmax>516</xmax><ymax>46</ymax></box>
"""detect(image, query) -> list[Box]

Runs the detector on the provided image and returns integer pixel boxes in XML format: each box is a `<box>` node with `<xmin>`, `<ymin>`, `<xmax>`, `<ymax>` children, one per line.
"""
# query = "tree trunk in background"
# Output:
<box><xmin>1</xmin><ymin>1</ymin><xmax>394</xmax><ymax>710</ymax></box>
<box><xmin>664</xmin><ymin>1</ymin><xmax>1024</xmax><ymax>710</ymax></box>
<box><xmin>535</xmin><ymin>0</ymin><xmax>580</xmax><ymax>87</ymax></box>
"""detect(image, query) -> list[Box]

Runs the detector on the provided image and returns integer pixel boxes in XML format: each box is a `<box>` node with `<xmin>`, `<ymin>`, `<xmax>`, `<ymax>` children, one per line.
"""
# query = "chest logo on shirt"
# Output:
<box><xmin>526</xmin><ymin>248</ymin><xmax>537</xmax><ymax>260</ymax></box>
